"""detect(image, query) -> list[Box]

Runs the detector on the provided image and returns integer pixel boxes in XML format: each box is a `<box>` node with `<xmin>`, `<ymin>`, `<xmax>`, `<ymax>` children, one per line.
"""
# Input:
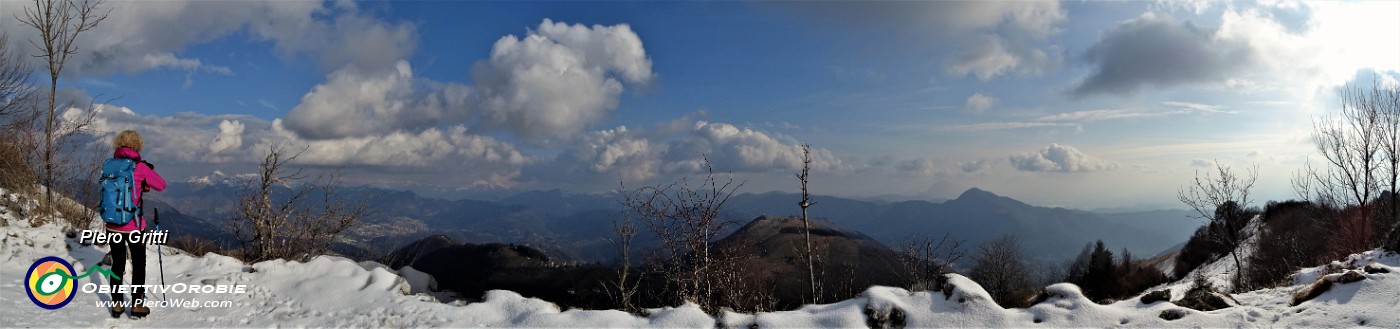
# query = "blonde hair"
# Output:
<box><xmin>113</xmin><ymin>130</ymin><xmax>143</xmax><ymax>152</ymax></box>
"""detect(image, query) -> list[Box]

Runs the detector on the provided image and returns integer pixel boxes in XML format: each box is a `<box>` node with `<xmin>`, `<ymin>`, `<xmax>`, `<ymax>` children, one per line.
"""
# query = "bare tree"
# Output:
<box><xmin>968</xmin><ymin>234</ymin><xmax>1031</xmax><ymax>308</ymax></box>
<box><xmin>622</xmin><ymin>156</ymin><xmax>744</xmax><ymax>311</ymax></box>
<box><xmin>17</xmin><ymin>0</ymin><xmax>109</xmax><ymax>222</ymax></box>
<box><xmin>896</xmin><ymin>233</ymin><xmax>964</xmax><ymax>291</ymax></box>
<box><xmin>0</xmin><ymin>32</ymin><xmax>38</xmax><ymax>193</ymax></box>
<box><xmin>1178</xmin><ymin>161</ymin><xmax>1257</xmax><ymax>291</ymax></box>
<box><xmin>1298</xmin><ymin>79</ymin><xmax>1400</xmax><ymax>252</ymax></box>
<box><xmin>0</xmin><ymin>33</ymin><xmax>33</xmax><ymax>122</ymax></box>
<box><xmin>794</xmin><ymin>143</ymin><xmax>819</xmax><ymax>304</ymax></box>
<box><xmin>1370</xmin><ymin>80</ymin><xmax>1400</xmax><ymax>251</ymax></box>
<box><xmin>605</xmin><ymin>181</ymin><xmax>641</xmax><ymax>312</ymax></box>
<box><xmin>230</xmin><ymin>143</ymin><xmax>369</xmax><ymax>262</ymax></box>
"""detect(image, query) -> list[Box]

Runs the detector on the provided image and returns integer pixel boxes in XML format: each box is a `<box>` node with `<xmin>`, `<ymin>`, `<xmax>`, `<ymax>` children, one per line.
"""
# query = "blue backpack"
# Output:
<box><xmin>97</xmin><ymin>158</ymin><xmax>141</xmax><ymax>225</ymax></box>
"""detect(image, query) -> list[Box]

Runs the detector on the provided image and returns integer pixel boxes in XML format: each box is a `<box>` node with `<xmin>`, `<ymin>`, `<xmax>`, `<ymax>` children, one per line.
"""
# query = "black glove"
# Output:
<box><xmin>140</xmin><ymin>160</ymin><xmax>155</xmax><ymax>170</ymax></box>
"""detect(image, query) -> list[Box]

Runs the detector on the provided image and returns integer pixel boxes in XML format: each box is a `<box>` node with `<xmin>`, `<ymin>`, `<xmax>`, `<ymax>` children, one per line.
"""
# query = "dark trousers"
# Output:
<box><xmin>109</xmin><ymin>233</ymin><xmax>146</xmax><ymax>301</ymax></box>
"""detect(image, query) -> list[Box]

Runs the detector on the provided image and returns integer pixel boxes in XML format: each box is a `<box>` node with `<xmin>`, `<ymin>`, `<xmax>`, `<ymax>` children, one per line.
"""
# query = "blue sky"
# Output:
<box><xmin>3</xmin><ymin>0</ymin><xmax>1398</xmax><ymax>208</ymax></box>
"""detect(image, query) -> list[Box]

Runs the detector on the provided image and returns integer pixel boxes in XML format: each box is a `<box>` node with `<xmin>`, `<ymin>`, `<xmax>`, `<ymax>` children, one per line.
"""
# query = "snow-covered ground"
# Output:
<box><xmin>3</xmin><ymin>187</ymin><xmax>1398</xmax><ymax>327</ymax></box>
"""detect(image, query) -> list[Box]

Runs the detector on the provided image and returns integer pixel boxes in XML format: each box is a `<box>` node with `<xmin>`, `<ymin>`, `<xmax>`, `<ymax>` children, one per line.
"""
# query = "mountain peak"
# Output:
<box><xmin>956</xmin><ymin>187</ymin><xmax>998</xmax><ymax>200</ymax></box>
<box><xmin>952</xmin><ymin>187</ymin><xmax>1029</xmax><ymax>208</ymax></box>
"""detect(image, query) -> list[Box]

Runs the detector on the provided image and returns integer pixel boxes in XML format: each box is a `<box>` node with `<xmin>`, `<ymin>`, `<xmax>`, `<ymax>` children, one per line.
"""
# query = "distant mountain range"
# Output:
<box><xmin>722</xmin><ymin>188</ymin><xmax>1196</xmax><ymax>261</ymax></box>
<box><xmin>144</xmin><ymin>181</ymin><xmax>1197</xmax><ymax>264</ymax></box>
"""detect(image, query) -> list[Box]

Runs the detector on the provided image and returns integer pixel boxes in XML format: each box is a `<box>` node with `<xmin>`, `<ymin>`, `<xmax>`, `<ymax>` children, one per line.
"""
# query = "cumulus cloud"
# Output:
<box><xmin>1009</xmin><ymin>143</ymin><xmax>1117</xmax><ymax>172</ymax></box>
<box><xmin>545</xmin><ymin>126</ymin><xmax>661</xmax><ymax>183</ymax></box>
<box><xmin>282</xmin><ymin>61</ymin><xmax>469</xmax><ymax>140</ymax></box>
<box><xmin>209</xmin><ymin>120</ymin><xmax>245</xmax><ymax>154</ymax></box>
<box><xmin>470</xmin><ymin>19</ymin><xmax>653</xmax><ymax>143</ymax></box>
<box><xmin>964</xmin><ymin>92</ymin><xmax>997</xmax><ymax>113</ymax></box>
<box><xmin>1072</xmin><ymin>13</ymin><xmax>1256</xmax><ymax>97</ymax></box>
<box><xmin>266</xmin><ymin>121</ymin><xmax>529</xmax><ymax>168</ymax></box>
<box><xmin>663</xmin><ymin>121</ymin><xmax>845</xmax><ymax>174</ymax></box>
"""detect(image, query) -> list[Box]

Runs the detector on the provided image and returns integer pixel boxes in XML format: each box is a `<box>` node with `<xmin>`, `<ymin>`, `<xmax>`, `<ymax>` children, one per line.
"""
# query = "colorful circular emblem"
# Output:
<box><xmin>26</xmin><ymin>256</ymin><xmax>76</xmax><ymax>309</ymax></box>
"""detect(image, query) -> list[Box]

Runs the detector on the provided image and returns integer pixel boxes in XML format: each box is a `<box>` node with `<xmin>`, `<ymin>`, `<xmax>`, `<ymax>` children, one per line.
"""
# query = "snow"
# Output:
<box><xmin>396</xmin><ymin>266</ymin><xmax>437</xmax><ymax>295</ymax></box>
<box><xmin>3</xmin><ymin>186</ymin><xmax>1399</xmax><ymax>327</ymax></box>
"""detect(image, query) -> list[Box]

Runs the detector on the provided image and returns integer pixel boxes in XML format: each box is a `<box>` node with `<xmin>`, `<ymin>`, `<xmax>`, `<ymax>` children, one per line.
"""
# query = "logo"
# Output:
<box><xmin>25</xmin><ymin>256</ymin><xmax>119</xmax><ymax>309</ymax></box>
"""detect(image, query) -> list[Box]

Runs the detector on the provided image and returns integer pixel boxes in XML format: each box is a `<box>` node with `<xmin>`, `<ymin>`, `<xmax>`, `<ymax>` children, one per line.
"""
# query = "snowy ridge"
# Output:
<box><xmin>3</xmin><ymin>187</ymin><xmax>1399</xmax><ymax>327</ymax></box>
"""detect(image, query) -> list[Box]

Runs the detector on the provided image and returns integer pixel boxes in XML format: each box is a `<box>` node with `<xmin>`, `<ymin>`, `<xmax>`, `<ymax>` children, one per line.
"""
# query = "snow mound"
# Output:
<box><xmin>397</xmin><ymin>266</ymin><xmax>437</xmax><ymax>294</ymax></box>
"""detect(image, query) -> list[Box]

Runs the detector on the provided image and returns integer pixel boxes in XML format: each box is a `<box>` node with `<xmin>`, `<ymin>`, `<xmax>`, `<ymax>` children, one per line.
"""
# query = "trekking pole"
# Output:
<box><xmin>154</xmin><ymin>208</ymin><xmax>167</xmax><ymax>301</ymax></box>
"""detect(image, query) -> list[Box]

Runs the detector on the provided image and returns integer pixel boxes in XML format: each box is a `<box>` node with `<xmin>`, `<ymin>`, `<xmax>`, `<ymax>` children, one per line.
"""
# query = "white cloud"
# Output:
<box><xmin>283</xmin><ymin>61</ymin><xmax>464</xmax><ymax>140</ymax></box>
<box><xmin>1190</xmin><ymin>158</ymin><xmax>1215</xmax><ymax>167</ymax></box>
<box><xmin>1162</xmin><ymin>101</ymin><xmax>1228</xmax><ymax>113</ymax></box>
<box><xmin>895</xmin><ymin>158</ymin><xmax>992</xmax><ymax>177</ymax></box>
<box><xmin>1037</xmin><ymin>108</ymin><xmax>1177</xmax><ymax>122</ymax></box>
<box><xmin>1009</xmin><ymin>143</ymin><xmax>1117</xmax><ymax>172</ymax></box>
<box><xmin>535</xmin><ymin>119</ymin><xmax>849</xmax><ymax>186</ymax></box>
<box><xmin>945</xmin><ymin>36</ymin><xmax>1057</xmax><ymax>81</ymax></box>
<box><xmin>959</xmin><ymin>160</ymin><xmax>993</xmax><ymax>173</ymax></box>
<box><xmin>1074</xmin><ymin>2</ymin><xmax>1400</xmax><ymax>99</ymax></box>
<box><xmin>470</xmin><ymin>19</ymin><xmax>653</xmax><ymax>143</ymax></box>
<box><xmin>964</xmin><ymin>92</ymin><xmax>997</xmax><ymax>113</ymax></box>
<box><xmin>550</xmin><ymin>126</ymin><xmax>661</xmax><ymax>183</ymax></box>
<box><xmin>139</xmin><ymin>53</ymin><xmax>233</xmax><ymax>75</ymax></box>
<box><xmin>209</xmin><ymin>120</ymin><xmax>245</xmax><ymax>154</ymax></box>
<box><xmin>663</xmin><ymin>121</ymin><xmax>846</xmax><ymax>174</ymax></box>
<box><xmin>266</xmin><ymin>121</ymin><xmax>529</xmax><ymax>168</ymax></box>
<box><xmin>74</xmin><ymin>102</ymin><xmax>270</xmax><ymax>164</ymax></box>
<box><xmin>68</xmin><ymin>100</ymin><xmax>532</xmax><ymax>189</ymax></box>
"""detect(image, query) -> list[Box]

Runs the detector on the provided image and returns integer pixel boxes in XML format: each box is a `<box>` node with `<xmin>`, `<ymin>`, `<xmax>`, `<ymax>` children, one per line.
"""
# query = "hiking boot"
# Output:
<box><xmin>109</xmin><ymin>304</ymin><xmax>124</xmax><ymax>318</ymax></box>
<box><xmin>130</xmin><ymin>298</ymin><xmax>150</xmax><ymax>318</ymax></box>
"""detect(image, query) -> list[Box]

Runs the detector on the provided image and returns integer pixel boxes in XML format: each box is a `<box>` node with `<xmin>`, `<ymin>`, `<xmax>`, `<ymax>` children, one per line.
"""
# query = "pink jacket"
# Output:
<box><xmin>105</xmin><ymin>147</ymin><xmax>166</xmax><ymax>233</ymax></box>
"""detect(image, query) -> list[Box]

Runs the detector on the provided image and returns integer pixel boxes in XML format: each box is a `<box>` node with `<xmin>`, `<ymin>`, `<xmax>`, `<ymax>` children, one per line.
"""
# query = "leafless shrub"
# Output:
<box><xmin>622</xmin><ymin>156</ymin><xmax>745</xmax><ymax>312</ymax></box>
<box><xmin>896</xmin><ymin>232</ymin><xmax>964</xmax><ymax>292</ymax></box>
<box><xmin>0</xmin><ymin>130</ymin><xmax>38</xmax><ymax>193</ymax></box>
<box><xmin>710</xmin><ymin>242</ymin><xmax>778</xmax><ymax>312</ymax></box>
<box><xmin>168</xmin><ymin>235</ymin><xmax>224</xmax><ymax>257</ymax></box>
<box><xmin>969</xmin><ymin>234</ymin><xmax>1032</xmax><ymax>308</ymax></box>
<box><xmin>0</xmin><ymin>31</ymin><xmax>39</xmax><ymax>206</ymax></box>
<box><xmin>1246</xmin><ymin>200</ymin><xmax>1334</xmax><ymax>289</ymax></box>
<box><xmin>229</xmin><ymin>143</ymin><xmax>370</xmax><ymax>262</ymax></box>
